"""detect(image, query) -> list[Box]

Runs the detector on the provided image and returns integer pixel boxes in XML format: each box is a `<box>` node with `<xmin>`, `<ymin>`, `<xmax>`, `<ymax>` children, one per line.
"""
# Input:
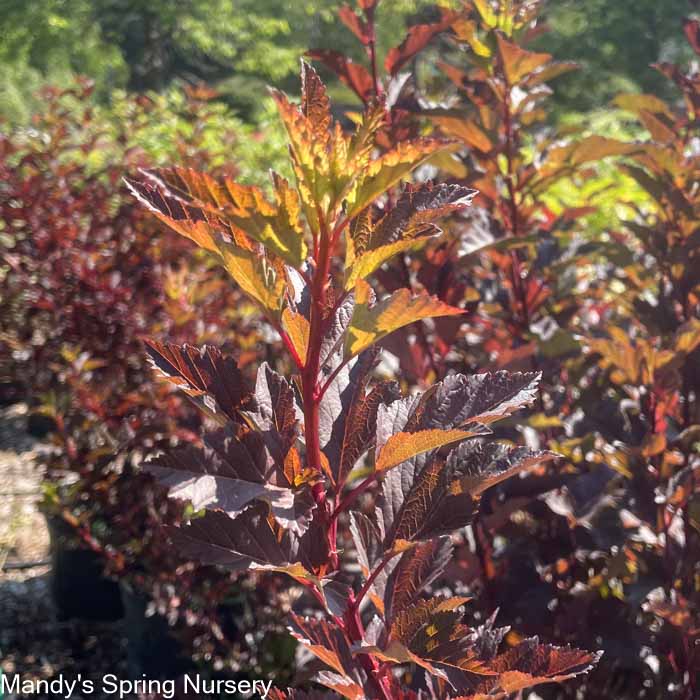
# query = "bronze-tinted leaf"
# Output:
<box><xmin>145</xmin><ymin>340</ymin><xmax>253</xmax><ymax>422</ymax></box>
<box><xmin>146</xmin><ymin>427</ymin><xmax>314</xmax><ymax>535</ymax></box>
<box><xmin>282</xmin><ymin>308</ymin><xmax>310</xmax><ymax>365</ymax></box>
<box><xmin>385</xmin><ymin>13</ymin><xmax>455</xmax><ymax>76</ymax></box>
<box><xmin>345</xmin><ymin>182</ymin><xmax>476</xmax><ymax>289</ymax></box>
<box><xmin>145</xmin><ymin>167</ymin><xmax>306</xmax><ymax>267</ymax></box>
<box><xmin>375</xmin><ymin>427</ymin><xmax>483</xmax><ymax>473</ymax></box>
<box><xmin>495</xmin><ymin>33</ymin><xmax>551</xmax><ymax>85</ymax></box>
<box><xmin>379</xmin><ymin>441</ymin><xmax>551</xmax><ymax>550</ymax></box>
<box><xmin>345</xmin><ymin>279</ymin><xmax>463</xmax><ymax>359</ymax></box>
<box><xmin>288</xmin><ymin>616</ymin><xmax>365</xmax><ymax>699</ymax></box>
<box><xmin>321</xmin><ymin>347</ymin><xmax>400</xmax><ymax>484</ymax></box>
<box><xmin>384</xmin><ymin>536</ymin><xmax>453</xmax><ymax>624</ymax></box>
<box><xmin>217</xmin><ymin>239</ymin><xmax>287</xmax><ymax>314</ymax></box>
<box><xmin>444</xmin><ymin>638</ymin><xmax>602</xmax><ymax>696</ymax></box>
<box><xmin>448</xmin><ymin>441</ymin><xmax>556</xmax><ymax>497</ymax></box>
<box><xmin>339</xmin><ymin>5</ymin><xmax>369</xmax><ymax>45</ymax></box>
<box><xmin>307</xmin><ymin>49</ymin><xmax>375</xmax><ymax>103</ymax></box>
<box><xmin>377</xmin><ymin>596</ymin><xmax>479</xmax><ymax>677</ymax></box>
<box><xmin>247</xmin><ymin>363</ymin><xmax>299</xmax><ymax>464</ymax></box>
<box><xmin>373</xmin><ymin>371</ymin><xmax>540</xmax><ymax>474</ymax></box>
<box><xmin>346</xmin><ymin>138</ymin><xmax>454</xmax><ymax>219</ymax></box>
<box><xmin>124</xmin><ymin>176</ymin><xmax>223</xmax><ymax>254</ymax></box>
<box><xmin>301</xmin><ymin>61</ymin><xmax>332</xmax><ymax>144</ymax></box>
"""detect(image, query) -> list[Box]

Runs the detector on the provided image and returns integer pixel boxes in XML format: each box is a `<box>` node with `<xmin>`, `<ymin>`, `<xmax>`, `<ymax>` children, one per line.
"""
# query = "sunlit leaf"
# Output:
<box><xmin>146</xmin><ymin>427</ymin><xmax>313</xmax><ymax>535</ymax></box>
<box><xmin>345</xmin><ymin>182</ymin><xmax>476</xmax><ymax>288</ymax></box>
<box><xmin>375</xmin><ymin>427</ymin><xmax>481</xmax><ymax>472</ymax></box>
<box><xmin>218</xmin><ymin>239</ymin><xmax>287</xmax><ymax>315</ymax></box>
<box><xmin>282</xmin><ymin>308</ymin><xmax>311</xmax><ymax>365</ymax></box>
<box><xmin>345</xmin><ymin>279</ymin><xmax>463</xmax><ymax>358</ymax></box>
<box><xmin>346</xmin><ymin>139</ymin><xmax>454</xmax><ymax>219</ymax></box>
<box><xmin>495</xmin><ymin>34</ymin><xmax>551</xmax><ymax>85</ymax></box>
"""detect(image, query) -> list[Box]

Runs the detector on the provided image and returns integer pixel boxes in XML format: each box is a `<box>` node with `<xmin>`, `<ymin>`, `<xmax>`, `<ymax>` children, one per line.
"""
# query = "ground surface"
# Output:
<box><xmin>0</xmin><ymin>405</ymin><xmax>130</xmax><ymax>699</ymax></box>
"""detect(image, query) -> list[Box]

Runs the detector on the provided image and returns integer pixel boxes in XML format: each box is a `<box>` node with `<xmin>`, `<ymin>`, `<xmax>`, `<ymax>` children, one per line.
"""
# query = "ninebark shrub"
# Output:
<box><xmin>128</xmin><ymin>62</ymin><xmax>600</xmax><ymax>699</ymax></box>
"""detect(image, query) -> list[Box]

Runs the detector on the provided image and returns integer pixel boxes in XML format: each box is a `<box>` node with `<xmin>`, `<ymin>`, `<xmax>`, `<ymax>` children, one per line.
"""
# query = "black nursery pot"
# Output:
<box><xmin>119</xmin><ymin>581</ymin><xmax>194</xmax><ymax>679</ymax></box>
<box><xmin>46</xmin><ymin>514</ymin><xmax>124</xmax><ymax>621</ymax></box>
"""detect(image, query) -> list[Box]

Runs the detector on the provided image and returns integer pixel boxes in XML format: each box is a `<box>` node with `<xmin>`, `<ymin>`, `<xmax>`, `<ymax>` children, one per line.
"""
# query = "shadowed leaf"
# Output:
<box><xmin>145</xmin><ymin>341</ymin><xmax>253</xmax><ymax>422</ymax></box>
<box><xmin>385</xmin><ymin>12</ymin><xmax>456</xmax><ymax>75</ymax></box>
<box><xmin>168</xmin><ymin>501</ymin><xmax>327</xmax><ymax>578</ymax></box>
<box><xmin>307</xmin><ymin>49</ymin><xmax>375</xmax><ymax>103</ymax></box>
<box><xmin>246</xmin><ymin>363</ymin><xmax>299</xmax><ymax>462</ymax></box>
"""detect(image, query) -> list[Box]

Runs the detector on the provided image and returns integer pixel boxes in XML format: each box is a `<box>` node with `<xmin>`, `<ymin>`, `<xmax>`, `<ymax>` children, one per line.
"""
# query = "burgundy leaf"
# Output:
<box><xmin>385</xmin><ymin>14</ymin><xmax>455</xmax><ymax>76</ymax></box>
<box><xmin>170</xmin><ymin>501</ymin><xmax>327</xmax><ymax>576</ymax></box>
<box><xmin>146</xmin><ymin>426</ymin><xmax>314</xmax><ymax>535</ymax></box>
<box><xmin>368</xmin><ymin>182</ymin><xmax>477</xmax><ymax>252</ymax></box>
<box><xmin>384</xmin><ymin>536</ymin><xmax>453</xmax><ymax>624</ymax></box>
<box><xmin>248</xmin><ymin>362</ymin><xmax>299</xmax><ymax>464</ymax></box>
<box><xmin>339</xmin><ymin>5</ymin><xmax>369</xmax><ymax>45</ymax></box>
<box><xmin>145</xmin><ymin>340</ymin><xmax>253</xmax><ymax>422</ymax></box>
<box><xmin>349</xmin><ymin>510</ymin><xmax>385</xmax><ymax>580</ymax></box>
<box><xmin>321</xmin><ymin>347</ymin><xmax>400</xmax><ymax>485</ymax></box>
<box><xmin>379</xmin><ymin>442</ymin><xmax>552</xmax><ymax>549</ymax></box>
<box><xmin>288</xmin><ymin>615</ymin><xmax>367</xmax><ymax>699</ymax></box>
<box><xmin>306</xmin><ymin>49</ymin><xmax>375</xmax><ymax>103</ymax></box>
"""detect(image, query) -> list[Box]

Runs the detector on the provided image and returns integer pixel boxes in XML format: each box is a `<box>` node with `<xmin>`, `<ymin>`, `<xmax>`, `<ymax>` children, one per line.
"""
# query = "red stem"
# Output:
<box><xmin>302</xmin><ymin>205</ymin><xmax>339</xmax><ymax>568</ymax></box>
<box><xmin>331</xmin><ymin>470</ymin><xmax>381</xmax><ymax>520</ymax></box>
<box><xmin>276</xmin><ymin>324</ymin><xmax>304</xmax><ymax>369</ymax></box>
<box><xmin>355</xmin><ymin>551</ymin><xmax>397</xmax><ymax>612</ymax></box>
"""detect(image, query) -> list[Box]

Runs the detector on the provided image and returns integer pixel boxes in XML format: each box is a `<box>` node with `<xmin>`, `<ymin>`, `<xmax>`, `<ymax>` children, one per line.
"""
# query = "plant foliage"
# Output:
<box><xmin>129</xmin><ymin>57</ymin><xmax>600</xmax><ymax>698</ymax></box>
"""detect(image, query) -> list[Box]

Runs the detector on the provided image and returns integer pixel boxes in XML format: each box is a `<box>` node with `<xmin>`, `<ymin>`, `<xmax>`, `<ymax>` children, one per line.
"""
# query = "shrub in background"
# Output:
<box><xmin>0</xmin><ymin>80</ymin><xmax>295</xmax><ymax>680</ymax></box>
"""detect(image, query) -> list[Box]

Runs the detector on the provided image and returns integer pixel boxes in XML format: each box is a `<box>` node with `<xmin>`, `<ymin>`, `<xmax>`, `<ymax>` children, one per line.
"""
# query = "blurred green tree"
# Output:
<box><xmin>536</xmin><ymin>0</ymin><xmax>693</xmax><ymax>113</ymax></box>
<box><xmin>0</xmin><ymin>0</ymin><xmax>693</xmax><ymax>123</ymax></box>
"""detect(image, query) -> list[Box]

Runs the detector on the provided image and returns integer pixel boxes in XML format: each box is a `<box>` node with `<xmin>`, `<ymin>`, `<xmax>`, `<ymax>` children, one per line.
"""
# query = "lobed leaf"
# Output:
<box><xmin>217</xmin><ymin>239</ymin><xmax>287</xmax><ymax>315</ymax></box>
<box><xmin>385</xmin><ymin>12</ymin><xmax>456</xmax><ymax>76</ymax></box>
<box><xmin>445</xmin><ymin>639</ymin><xmax>602</xmax><ymax>696</ymax></box>
<box><xmin>289</xmin><ymin>616</ymin><xmax>365</xmax><ymax>699</ymax></box>
<box><xmin>375</xmin><ymin>428</ymin><xmax>483</xmax><ymax>473</ymax></box>
<box><xmin>383</xmin><ymin>536</ymin><xmax>454</xmax><ymax>625</ymax></box>
<box><xmin>345</xmin><ymin>279</ymin><xmax>463</xmax><ymax>359</ymax></box>
<box><xmin>246</xmin><ymin>363</ymin><xmax>299</xmax><ymax>464</ymax></box>
<box><xmin>128</xmin><ymin>167</ymin><xmax>307</xmax><ymax>267</ymax></box>
<box><xmin>321</xmin><ymin>348</ymin><xmax>400</xmax><ymax>484</ymax></box>
<box><xmin>345</xmin><ymin>182</ymin><xmax>477</xmax><ymax>289</ymax></box>
<box><xmin>379</xmin><ymin>442</ymin><xmax>552</xmax><ymax>550</ymax></box>
<box><xmin>168</xmin><ymin>501</ymin><xmax>327</xmax><ymax>579</ymax></box>
<box><xmin>346</xmin><ymin>138</ymin><xmax>454</xmax><ymax>220</ymax></box>
<box><xmin>306</xmin><ymin>49</ymin><xmax>375</xmax><ymax>103</ymax></box>
<box><xmin>373</xmin><ymin>371</ymin><xmax>541</xmax><ymax>473</ymax></box>
<box><xmin>146</xmin><ymin>426</ymin><xmax>314</xmax><ymax>535</ymax></box>
<box><xmin>495</xmin><ymin>33</ymin><xmax>551</xmax><ymax>85</ymax></box>
<box><xmin>144</xmin><ymin>340</ymin><xmax>253</xmax><ymax>422</ymax></box>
